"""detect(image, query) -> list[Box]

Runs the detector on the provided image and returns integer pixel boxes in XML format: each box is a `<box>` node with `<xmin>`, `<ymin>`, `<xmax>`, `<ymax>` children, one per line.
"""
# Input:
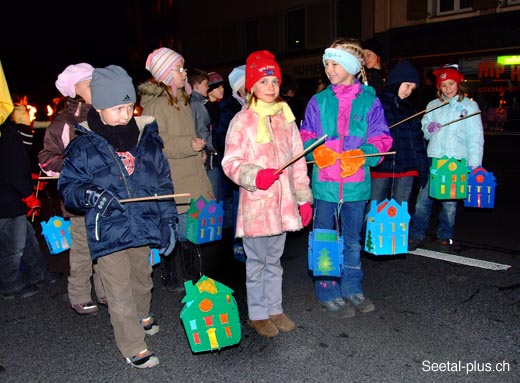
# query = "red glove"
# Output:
<box><xmin>255</xmin><ymin>168</ymin><xmax>280</xmax><ymax>190</ymax></box>
<box><xmin>299</xmin><ymin>202</ymin><xmax>313</xmax><ymax>227</ymax></box>
<box><xmin>22</xmin><ymin>193</ymin><xmax>41</xmax><ymax>217</ymax></box>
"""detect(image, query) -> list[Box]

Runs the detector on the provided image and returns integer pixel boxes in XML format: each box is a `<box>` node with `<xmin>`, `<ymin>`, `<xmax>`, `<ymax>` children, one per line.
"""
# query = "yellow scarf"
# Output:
<box><xmin>249</xmin><ymin>99</ymin><xmax>295</xmax><ymax>143</ymax></box>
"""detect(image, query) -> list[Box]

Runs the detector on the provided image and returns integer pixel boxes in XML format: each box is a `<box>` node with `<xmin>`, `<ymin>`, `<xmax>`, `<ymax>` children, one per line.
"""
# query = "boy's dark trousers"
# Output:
<box><xmin>159</xmin><ymin>241</ymin><xmax>200</xmax><ymax>292</ymax></box>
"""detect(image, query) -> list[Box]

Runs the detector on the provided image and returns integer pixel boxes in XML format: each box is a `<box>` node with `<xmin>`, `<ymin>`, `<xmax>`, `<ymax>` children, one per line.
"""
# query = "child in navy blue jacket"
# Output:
<box><xmin>58</xmin><ymin>65</ymin><xmax>177</xmax><ymax>369</ymax></box>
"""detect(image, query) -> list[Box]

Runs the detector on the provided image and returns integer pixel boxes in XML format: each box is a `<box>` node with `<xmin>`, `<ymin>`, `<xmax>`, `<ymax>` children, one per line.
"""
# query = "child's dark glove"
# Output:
<box><xmin>255</xmin><ymin>168</ymin><xmax>280</xmax><ymax>190</ymax></box>
<box><xmin>84</xmin><ymin>185</ymin><xmax>125</xmax><ymax>217</ymax></box>
<box><xmin>159</xmin><ymin>219</ymin><xmax>176</xmax><ymax>256</ymax></box>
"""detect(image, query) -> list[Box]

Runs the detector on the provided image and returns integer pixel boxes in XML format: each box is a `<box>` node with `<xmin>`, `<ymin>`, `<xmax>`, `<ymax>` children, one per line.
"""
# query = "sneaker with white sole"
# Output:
<box><xmin>141</xmin><ymin>315</ymin><xmax>159</xmax><ymax>336</ymax></box>
<box><xmin>320</xmin><ymin>298</ymin><xmax>356</xmax><ymax>318</ymax></box>
<box><xmin>126</xmin><ymin>349</ymin><xmax>159</xmax><ymax>369</ymax></box>
<box><xmin>71</xmin><ymin>302</ymin><xmax>98</xmax><ymax>315</ymax></box>
<box><xmin>345</xmin><ymin>294</ymin><xmax>375</xmax><ymax>313</ymax></box>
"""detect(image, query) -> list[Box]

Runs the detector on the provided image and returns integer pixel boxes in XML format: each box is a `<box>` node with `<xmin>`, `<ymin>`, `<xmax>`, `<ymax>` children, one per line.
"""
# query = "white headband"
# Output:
<box><xmin>323</xmin><ymin>48</ymin><xmax>361</xmax><ymax>75</ymax></box>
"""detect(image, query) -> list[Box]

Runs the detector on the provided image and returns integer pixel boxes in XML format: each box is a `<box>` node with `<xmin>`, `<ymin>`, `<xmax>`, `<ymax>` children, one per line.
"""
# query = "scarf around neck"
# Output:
<box><xmin>249</xmin><ymin>99</ymin><xmax>295</xmax><ymax>143</ymax></box>
<box><xmin>87</xmin><ymin>108</ymin><xmax>139</xmax><ymax>151</ymax></box>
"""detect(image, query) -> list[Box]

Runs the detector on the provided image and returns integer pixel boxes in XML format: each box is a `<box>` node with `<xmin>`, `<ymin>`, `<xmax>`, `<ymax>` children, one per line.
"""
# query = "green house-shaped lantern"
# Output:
<box><xmin>365</xmin><ymin>199</ymin><xmax>410</xmax><ymax>256</ymax></box>
<box><xmin>180</xmin><ymin>276</ymin><xmax>241</xmax><ymax>353</ymax></box>
<box><xmin>186</xmin><ymin>197</ymin><xmax>224</xmax><ymax>244</ymax></box>
<box><xmin>308</xmin><ymin>228</ymin><xmax>344</xmax><ymax>277</ymax></box>
<box><xmin>40</xmin><ymin>216</ymin><xmax>71</xmax><ymax>255</ymax></box>
<box><xmin>429</xmin><ymin>156</ymin><xmax>468</xmax><ymax>199</ymax></box>
<box><xmin>464</xmin><ymin>167</ymin><xmax>496</xmax><ymax>208</ymax></box>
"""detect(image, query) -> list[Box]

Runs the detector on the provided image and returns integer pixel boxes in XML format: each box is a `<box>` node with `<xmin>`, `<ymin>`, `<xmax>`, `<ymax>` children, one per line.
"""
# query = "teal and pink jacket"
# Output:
<box><xmin>300</xmin><ymin>82</ymin><xmax>392</xmax><ymax>203</ymax></box>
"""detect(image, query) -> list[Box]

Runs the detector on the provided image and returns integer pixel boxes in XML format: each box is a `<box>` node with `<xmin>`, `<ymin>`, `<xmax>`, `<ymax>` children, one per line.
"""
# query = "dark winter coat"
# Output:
<box><xmin>371</xmin><ymin>84</ymin><xmax>430</xmax><ymax>187</ymax></box>
<box><xmin>0</xmin><ymin>120</ymin><xmax>34</xmax><ymax>218</ymax></box>
<box><xmin>58</xmin><ymin>116</ymin><xmax>178</xmax><ymax>260</ymax></box>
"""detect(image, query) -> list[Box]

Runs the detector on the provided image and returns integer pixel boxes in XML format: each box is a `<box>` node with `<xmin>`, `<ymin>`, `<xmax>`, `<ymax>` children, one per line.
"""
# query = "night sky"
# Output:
<box><xmin>2</xmin><ymin>1</ymin><xmax>130</xmax><ymax>115</ymax></box>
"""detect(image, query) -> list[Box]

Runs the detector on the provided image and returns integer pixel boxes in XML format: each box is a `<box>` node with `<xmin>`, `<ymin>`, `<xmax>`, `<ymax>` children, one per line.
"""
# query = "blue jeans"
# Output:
<box><xmin>371</xmin><ymin>176</ymin><xmax>414</xmax><ymax>205</ymax></box>
<box><xmin>410</xmin><ymin>179</ymin><xmax>458</xmax><ymax>241</ymax></box>
<box><xmin>0</xmin><ymin>215</ymin><xmax>48</xmax><ymax>293</ymax></box>
<box><xmin>313</xmin><ymin>199</ymin><xmax>366</xmax><ymax>303</ymax></box>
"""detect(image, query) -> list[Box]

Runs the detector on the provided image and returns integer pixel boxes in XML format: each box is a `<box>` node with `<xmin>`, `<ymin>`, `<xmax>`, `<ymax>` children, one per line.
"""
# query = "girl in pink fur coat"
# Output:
<box><xmin>222</xmin><ymin>50</ymin><xmax>313</xmax><ymax>338</ymax></box>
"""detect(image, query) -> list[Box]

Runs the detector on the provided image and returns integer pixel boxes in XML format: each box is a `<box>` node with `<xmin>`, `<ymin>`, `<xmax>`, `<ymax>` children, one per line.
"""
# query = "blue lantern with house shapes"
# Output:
<box><xmin>429</xmin><ymin>156</ymin><xmax>469</xmax><ymax>199</ymax></box>
<box><xmin>364</xmin><ymin>199</ymin><xmax>410</xmax><ymax>256</ymax></box>
<box><xmin>186</xmin><ymin>197</ymin><xmax>224</xmax><ymax>244</ymax></box>
<box><xmin>180</xmin><ymin>276</ymin><xmax>241</xmax><ymax>353</ymax></box>
<box><xmin>464</xmin><ymin>167</ymin><xmax>496</xmax><ymax>208</ymax></box>
<box><xmin>40</xmin><ymin>216</ymin><xmax>72</xmax><ymax>255</ymax></box>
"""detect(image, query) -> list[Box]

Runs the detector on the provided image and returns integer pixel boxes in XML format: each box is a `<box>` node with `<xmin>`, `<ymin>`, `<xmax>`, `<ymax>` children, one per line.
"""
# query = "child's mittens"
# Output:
<box><xmin>299</xmin><ymin>203</ymin><xmax>313</xmax><ymax>227</ymax></box>
<box><xmin>313</xmin><ymin>145</ymin><xmax>338</xmax><ymax>168</ymax></box>
<box><xmin>339</xmin><ymin>149</ymin><xmax>366</xmax><ymax>177</ymax></box>
<box><xmin>255</xmin><ymin>168</ymin><xmax>280</xmax><ymax>190</ymax></box>
<box><xmin>426</xmin><ymin>122</ymin><xmax>442</xmax><ymax>135</ymax></box>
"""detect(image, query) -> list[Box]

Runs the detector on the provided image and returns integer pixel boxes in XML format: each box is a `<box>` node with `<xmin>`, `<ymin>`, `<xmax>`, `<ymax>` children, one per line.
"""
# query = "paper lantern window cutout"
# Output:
<box><xmin>429</xmin><ymin>156</ymin><xmax>468</xmax><ymax>199</ymax></box>
<box><xmin>365</xmin><ymin>199</ymin><xmax>410</xmax><ymax>256</ymax></box>
<box><xmin>40</xmin><ymin>216</ymin><xmax>72</xmax><ymax>255</ymax></box>
<box><xmin>193</xmin><ymin>332</ymin><xmax>201</xmax><ymax>344</ymax></box>
<box><xmin>308</xmin><ymin>228</ymin><xmax>344</xmax><ymax>277</ymax></box>
<box><xmin>186</xmin><ymin>197</ymin><xmax>224</xmax><ymax>244</ymax></box>
<box><xmin>220</xmin><ymin>313</ymin><xmax>229</xmax><ymax>324</ymax></box>
<box><xmin>180</xmin><ymin>276</ymin><xmax>241</xmax><ymax>353</ymax></box>
<box><xmin>464</xmin><ymin>167</ymin><xmax>496</xmax><ymax>208</ymax></box>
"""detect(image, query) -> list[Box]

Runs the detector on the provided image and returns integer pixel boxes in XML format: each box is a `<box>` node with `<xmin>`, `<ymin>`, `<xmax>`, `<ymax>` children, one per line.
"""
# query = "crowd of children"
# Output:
<box><xmin>0</xmin><ymin>36</ymin><xmax>484</xmax><ymax>369</ymax></box>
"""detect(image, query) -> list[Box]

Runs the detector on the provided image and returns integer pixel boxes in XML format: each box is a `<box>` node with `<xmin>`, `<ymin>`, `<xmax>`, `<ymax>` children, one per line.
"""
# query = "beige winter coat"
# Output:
<box><xmin>138</xmin><ymin>81</ymin><xmax>213</xmax><ymax>214</ymax></box>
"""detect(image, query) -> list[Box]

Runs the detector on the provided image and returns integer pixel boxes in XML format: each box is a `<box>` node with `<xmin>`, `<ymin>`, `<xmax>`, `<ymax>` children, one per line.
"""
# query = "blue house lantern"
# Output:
<box><xmin>186</xmin><ymin>197</ymin><xmax>224</xmax><ymax>244</ymax></box>
<box><xmin>364</xmin><ymin>199</ymin><xmax>410</xmax><ymax>256</ymax></box>
<box><xmin>464</xmin><ymin>167</ymin><xmax>496</xmax><ymax>208</ymax></box>
<box><xmin>40</xmin><ymin>216</ymin><xmax>72</xmax><ymax>255</ymax></box>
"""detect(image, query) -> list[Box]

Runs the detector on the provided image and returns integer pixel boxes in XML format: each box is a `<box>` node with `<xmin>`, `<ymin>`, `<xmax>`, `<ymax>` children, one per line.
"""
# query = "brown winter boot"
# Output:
<box><xmin>247</xmin><ymin>319</ymin><xmax>279</xmax><ymax>338</ymax></box>
<box><xmin>269</xmin><ymin>313</ymin><xmax>296</xmax><ymax>332</ymax></box>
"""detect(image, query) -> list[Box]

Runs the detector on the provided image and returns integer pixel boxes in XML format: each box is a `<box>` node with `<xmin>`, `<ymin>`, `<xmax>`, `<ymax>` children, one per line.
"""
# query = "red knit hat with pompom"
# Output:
<box><xmin>433</xmin><ymin>65</ymin><xmax>464</xmax><ymax>88</ymax></box>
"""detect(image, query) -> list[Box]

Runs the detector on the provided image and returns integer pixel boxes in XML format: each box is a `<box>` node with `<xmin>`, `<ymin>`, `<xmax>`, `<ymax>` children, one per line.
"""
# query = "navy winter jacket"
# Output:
<box><xmin>372</xmin><ymin>85</ymin><xmax>430</xmax><ymax>186</ymax></box>
<box><xmin>58</xmin><ymin>116</ymin><xmax>178</xmax><ymax>260</ymax></box>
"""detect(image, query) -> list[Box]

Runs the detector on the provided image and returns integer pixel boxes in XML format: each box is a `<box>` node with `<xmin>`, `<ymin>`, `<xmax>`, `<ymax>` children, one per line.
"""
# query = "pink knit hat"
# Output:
<box><xmin>145</xmin><ymin>47</ymin><xmax>191</xmax><ymax>95</ymax></box>
<box><xmin>55</xmin><ymin>63</ymin><xmax>94</xmax><ymax>98</ymax></box>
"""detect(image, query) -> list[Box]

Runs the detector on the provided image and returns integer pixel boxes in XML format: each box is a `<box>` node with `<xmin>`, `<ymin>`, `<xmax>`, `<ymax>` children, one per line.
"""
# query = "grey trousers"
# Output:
<box><xmin>242</xmin><ymin>233</ymin><xmax>286</xmax><ymax>320</ymax></box>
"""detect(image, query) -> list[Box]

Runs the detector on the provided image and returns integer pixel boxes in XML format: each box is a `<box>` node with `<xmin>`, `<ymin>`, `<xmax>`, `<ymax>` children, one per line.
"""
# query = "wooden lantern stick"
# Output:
<box><xmin>388</xmin><ymin>101</ymin><xmax>449</xmax><ymax>129</ymax></box>
<box><xmin>274</xmin><ymin>134</ymin><xmax>328</xmax><ymax>175</ymax></box>
<box><xmin>441</xmin><ymin>111</ymin><xmax>481</xmax><ymax>128</ymax></box>
<box><xmin>119</xmin><ymin>193</ymin><xmax>191</xmax><ymax>204</ymax></box>
<box><xmin>38</xmin><ymin>176</ymin><xmax>59</xmax><ymax>180</ymax></box>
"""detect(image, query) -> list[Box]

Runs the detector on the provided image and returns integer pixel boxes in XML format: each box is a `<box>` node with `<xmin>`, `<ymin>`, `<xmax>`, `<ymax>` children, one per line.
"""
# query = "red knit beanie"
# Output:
<box><xmin>433</xmin><ymin>66</ymin><xmax>464</xmax><ymax>88</ymax></box>
<box><xmin>245</xmin><ymin>50</ymin><xmax>282</xmax><ymax>92</ymax></box>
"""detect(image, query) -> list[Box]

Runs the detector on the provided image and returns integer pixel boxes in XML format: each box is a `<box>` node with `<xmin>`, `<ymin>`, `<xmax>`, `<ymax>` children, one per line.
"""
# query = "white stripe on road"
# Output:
<box><xmin>409</xmin><ymin>248</ymin><xmax>511</xmax><ymax>270</ymax></box>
